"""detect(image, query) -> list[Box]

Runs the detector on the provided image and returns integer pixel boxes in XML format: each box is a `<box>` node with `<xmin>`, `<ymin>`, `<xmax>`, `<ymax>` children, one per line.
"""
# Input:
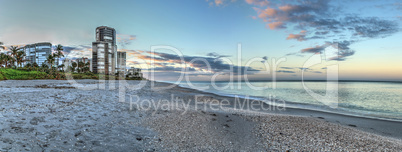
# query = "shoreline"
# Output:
<box><xmin>176</xmin><ymin>81</ymin><xmax>402</xmax><ymax>123</ymax></box>
<box><xmin>0</xmin><ymin>80</ymin><xmax>401</xmax><ymax>151</ymax></box>
<box><xmin>155</xmin><ymin>80</ymin><xmax>402</xmax><ymax>139</ymax></box>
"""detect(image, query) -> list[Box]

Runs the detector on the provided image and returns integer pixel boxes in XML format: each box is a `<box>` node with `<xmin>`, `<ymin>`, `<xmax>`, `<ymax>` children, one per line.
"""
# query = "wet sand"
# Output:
<box><xmin>0</xmin><ymin>80</ymin><xmax>401</xmax><ymax>151</ymax></box>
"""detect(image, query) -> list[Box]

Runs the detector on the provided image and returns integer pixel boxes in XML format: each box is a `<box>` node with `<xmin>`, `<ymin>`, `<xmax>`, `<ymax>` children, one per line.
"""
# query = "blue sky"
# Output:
<box><xmin>0</xmin><ymin>0</ymin><xmax>401</xmax><ymax>81</ymax></box>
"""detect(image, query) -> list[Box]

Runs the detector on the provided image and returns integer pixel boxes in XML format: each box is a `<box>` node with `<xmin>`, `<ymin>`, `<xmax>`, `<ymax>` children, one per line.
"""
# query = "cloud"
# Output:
<box><xmin>310</xmin><ymin>71</ymin><xmax>322</xmax><ymax>73</ymax></box>
<box><xmin>298</xmin><ymin>67</ymin><xmax>310</xmax><ymax>71</ymax></box>
<box><xmin>214</xmin><ymin>0</ymin><xmax>399</xmax><ymax>44</ymax></box>
<box><xmin>315</xmin><ymin>31</ymin><xmax>329</xmax><ymax>35</ymax></box>
<box><xmin>127</xmin><ymin>60</ymin><xmax>140</xmax><ymax>65</ymax></box>
<box><xmin>327</xmin><ymin>41</ymin><xmax>355</xmax><ymax>61</ymax></box>
<box><xmin>286</xmin><ymin>30</ymin><xmax>307</xmax><ymax>41</ymax></box>
<box><xmin>215</xmin><ymin>0</ymin><xmax>224</xmax><ymax>6</ymax></box>
<box><xmin>245</xmin><ymin>0</ymin><xmax>269</xmax><ymax>6</ymax></box>
<box><xmin>259</xmin><ymin>56</ymin><xmax>268</xmax><ymax>63</ymax></box>
<box><xmin>280</xmin><ymin>67</ymin><xmax>294</xmax><ymax>69</ymax></box>
<box><xmin>61</xmin><ymin>46</ymin><xmax>78</xmax><ymax>54</ymax></box>
<box><xmin>79</xmin><ymin>45</ymin><xmax>92</xmax><ymax>49</ymax></box>
<box><xmin>117</xmin><ymin>34</ymin><xmax>136</xmax><ymax>48</ymax></box>
<box><xmin>346</xmin><ymin>16</ymin><xmax>399</xmax><ymax>38</ymax></box>
<box><xmin>207</xmin><ymin>0</ymin><xmax>232</xmax><ymax>6</ymax></box>
<box><xmin>121</xmin><ymin>49</ymin><xmax>260</xmax><ymax>75</ymax></box>
<box><xmin>329</xmin><ymin>50</ymin><xmax>355</xmax><ymax>61</ymax></box>
<box><xmin>208</xmin><ymin>0</ymin><xmax>237</xmax><ymax>6</ymax></box>
<box><xmin>276</xmin><ymin>70</ymin><xmax>295</xmax><ymax>73</ymax></box>
<box><xmin>62</xmin><ymin>45</ymin><xmax>92</xmax><ymax>60</ymax></box>
<box><xmin>244</xmin><ymin>0</ymin><xmax>400</xmax><ymax>60</ymax></box>
<box><xmin>277</xmin><ymin>67</ymin><xmax>325</xmax><ymax>74</ymax></box>
<box><xmin>253</xmin><ymin>0</ymin><xmax>331</xmax><ymax>29</ymax></box>
<box><xmin>206</xmin><ymin>52</ymin><xmax>231</xmax><ymax>58</ymax></box>
<box><xmin>149</xmin><ymin>51</ymin><xmax>260</xmax><ymax>75</ymax></box>
<box><xmin>150</xmin><ymin>66</ymin><xmax>196</xmax><ymax>72</ymax></box>
<box><xmin>267</xmin><ymin>22</ymin><xmax>285</xmax><ymax>29</ymax></box>
<box><xmin>300</xmin><ymin>41</ymin><xmax>356</xmax><ymax>61</ymax></box>
<box><xmin>301</xmin><ymin>44</ymin><xmax>327</xmax><ymax>54</ymax></box>
<box><xmin>284</xmin><ymin>52</ymin><xmax>304</xmax><ymax>57</ymax></box>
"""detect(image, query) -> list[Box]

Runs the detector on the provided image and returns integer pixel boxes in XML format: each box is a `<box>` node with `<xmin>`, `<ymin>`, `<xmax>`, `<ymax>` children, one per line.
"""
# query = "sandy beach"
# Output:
<box><xmin>0</xmin><ymin>80</ymin><xmax>401</xmax><ymax>151</ymax></box>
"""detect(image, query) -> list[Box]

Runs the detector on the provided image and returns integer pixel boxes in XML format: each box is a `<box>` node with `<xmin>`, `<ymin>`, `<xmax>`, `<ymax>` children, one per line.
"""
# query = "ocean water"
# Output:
<box><xmin>176</xmin><ymin>81</ymin><xmax>402</xmax><ymax>121</ymax></box>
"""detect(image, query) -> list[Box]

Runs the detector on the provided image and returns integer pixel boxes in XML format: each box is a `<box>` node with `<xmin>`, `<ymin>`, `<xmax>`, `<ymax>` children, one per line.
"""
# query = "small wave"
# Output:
<box><xmin>172</xmin><ymin>81</ymin><xmax>402</xmax><ymax>122</ymax></box>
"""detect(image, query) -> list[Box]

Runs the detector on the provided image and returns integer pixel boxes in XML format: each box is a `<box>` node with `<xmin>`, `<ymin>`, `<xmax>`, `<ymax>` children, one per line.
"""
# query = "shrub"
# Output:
<box><xmin>0</xmin><ymin>68</ymin><xmax>47</xmax><ymax>80</ymax></box>
<box><xmin>0</xmin><ymin>73</ymin><xmax>5</xmax><ymax>80</ymax></box>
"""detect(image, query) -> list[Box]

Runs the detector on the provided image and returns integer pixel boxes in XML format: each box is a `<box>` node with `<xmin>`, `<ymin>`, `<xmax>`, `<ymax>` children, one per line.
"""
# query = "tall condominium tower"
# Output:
<box><xmin>92</xmin><ymin>26</ymin><xmax>117</xmax><ymax>74</ymax></box>
<box><xmin>116</xmin><ymin>51</ymin><xmax>126</xmax><ymax>74</ymax></box>
<box><xmin>23</xmin><ymin>42</ymin><xmax>52</xmax><ymax>66</ymax></box>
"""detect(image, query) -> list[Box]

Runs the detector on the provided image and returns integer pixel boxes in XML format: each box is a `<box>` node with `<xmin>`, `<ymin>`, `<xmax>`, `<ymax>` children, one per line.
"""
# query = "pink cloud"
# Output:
<box><xmin>245</xmin><ymin>0</ymin><xmax>269</xmax><ymax>6</ymax></box>
<box><xmin>249</xmin><ymin>0</ymin><xmax>330</xmax><ymax>32</ymax></box>
<box><xmin>258</xmin><ymin>7</ymin><xmax>277</xmax><ymax>19</ymax></box>
<box><xmin>117</xmin><ymin>34</ymin><xmax>136</xmax><ymax>48</ymax></box>
<box><xmin>215</xmin><ymin>0</ymin><xmax>224</xmax><ymax>6</ymax></box>
<box><xmin>278</xmin><ymin>5</ymin><xmax>294</xmax><ymax>12</ymax></box>
<box><xmin>267</xmin><ymin>22</ymin><xmax>285</xmax><ymax>30</ymax></box>
<box><xmin>286</xmin><ymin>30</ymin><xmax>307</xmax><ymax>41</ymax></box>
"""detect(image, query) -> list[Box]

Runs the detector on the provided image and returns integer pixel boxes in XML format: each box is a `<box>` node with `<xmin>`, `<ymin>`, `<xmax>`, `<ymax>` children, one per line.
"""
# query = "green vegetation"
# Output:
<box><xmin>0</xmin><ymin>68</ymin><xmax>144</xmax><ymax>80</ymax></box>
<box><xmin>0</xmin><ymin>72</ymin><xmax>5</xmax><ymax>80</ymax></box>
<box><xmin>0</xmin><ymin>43</ymin><xmax>145</xmax><ymax>81</ymax></box>
<box><xmin>125</xmin><ymin>76</ymin><xmax>146</xmax><ymax>80</ymax></box>
<box><xmin>70</xmin><ymin>72</ymin><xmax>115</xmax><ymax>80</ymax></box>
<box><xmin>0</xmin><ymin>68</ymin><xmax>47</xmax><ymax>80</ymax></box>
<box><xmin>0</xmin><ymin>68</ymin><xmax>135</xmax><ymax>80</ymax></box>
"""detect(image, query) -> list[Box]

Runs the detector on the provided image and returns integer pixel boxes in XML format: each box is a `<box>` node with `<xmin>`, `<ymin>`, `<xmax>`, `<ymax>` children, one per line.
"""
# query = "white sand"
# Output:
<box><xmin>0</xmin><ymin>80</ymin><xmax>401</xmax><ymax>151</ymax></box>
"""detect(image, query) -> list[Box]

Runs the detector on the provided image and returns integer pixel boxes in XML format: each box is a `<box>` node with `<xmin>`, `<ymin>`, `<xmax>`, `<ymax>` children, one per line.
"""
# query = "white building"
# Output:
<box><xmin>92</xmin><ymin>26</ymin><xmax>117</xmax><ymax>74</ymax></box>
<box><xmin>116</xmin><ymin>51</ymin><xmax>126</xmax><ymax>74</ymax></box>
<box><xmin>127</xmin><ymin>67</ymin><xmax>143</xmax><ymax>78</ymax></box>
<box><xmin>22</xmin><ymin>42</ymin><xmax>52</xmax><ymax>66</ymax></box>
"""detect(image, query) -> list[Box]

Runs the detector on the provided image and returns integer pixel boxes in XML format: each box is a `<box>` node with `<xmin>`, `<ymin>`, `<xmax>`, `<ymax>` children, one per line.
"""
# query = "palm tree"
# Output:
<box><xmin>41</xmin><ymin>63</ymin><xmax>49</xmax><ymax>69</ymax></box>
<box><xmin>9</xmin><ymin>46</ymin><xmax>21</xmax><ymax>67</ymax></box>
<box><xmin>54</xmin><ymin>44</ymin><xmax>64</xmax><ymax>69</ymax></box>
<box><xmin>58</xmin><ymin>64</ymin><xmax>65</xmax><ymax>72</ymax></box>
<box><xmin>0</xmin><ymin>42</ymin><xmax>5</xmax><ymax>50</ymax></box>
<box><xmin>1</xmin><ymin>54</ymin><xmax>8</xmax><ymax>68</ymax></box>
<box><xmin>85</xmin><ymin>62</ymin><xmax>90</xmax><ymax>73</ymax></box>
<box><xmin>78</xmin><ymin>61</ymin><xmax>85</xmax><ymax>73</ymax></box>
<box><xmin>32</xmin><ymin>62</ymin><xmax>38</xmax><ymax>68</ymax></box>
<box><xmin>15</xmin><ymin>51</ymin><xmax>25</xmax><ymax>68</ymax></box>
<box><xmin>46</xmin><ymin>54</ymin><xmax>55</xmax><ymax>68</ymax></box>
<box><xmin>71</xmin><ymin>62</ymin><xmax>77</xmax><ymax>73</ymax></box>
<box><xmin>3</xmin><ymin>53</ymin><xmax>13</xmax><ymax>68</ymax></box>
<box><xmin>0</xmin><ymin>53</ymin><xmax>5</xmax><ymax>67</ymax></box>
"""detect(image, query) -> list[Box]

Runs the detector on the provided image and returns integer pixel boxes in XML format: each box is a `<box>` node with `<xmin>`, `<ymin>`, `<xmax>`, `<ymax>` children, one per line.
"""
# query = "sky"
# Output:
<box><xmin>0</xmin><ymin>0</ymin><xmax>401</xmax><ymax>81</ymax></box>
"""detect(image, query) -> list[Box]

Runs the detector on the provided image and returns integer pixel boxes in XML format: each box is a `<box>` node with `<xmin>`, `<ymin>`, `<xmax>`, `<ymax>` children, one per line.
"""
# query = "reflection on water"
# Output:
<box><xmin>178</xmin><ymin>81</ymin><xmax>402</xmax><ymax>120</ymax></box>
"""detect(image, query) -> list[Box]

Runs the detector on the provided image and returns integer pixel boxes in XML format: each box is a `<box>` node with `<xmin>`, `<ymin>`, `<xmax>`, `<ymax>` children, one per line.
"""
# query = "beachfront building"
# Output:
<box><xmin>92</xmin><ymin>42</ymin><xmax>108</xmax><ymax>74</ymax></box>
<box><xmin>92</xmin><ymin>26</ymin><xmax>117</xmax><ymax>74</ymax></box>
<box><xmin>127</xmin><ymin>67</ymin><xmax>143</xmax><ymax>78</ymax></box>
<box><xmin>76</xmin><ymin>57</ymin><xmax>91</xmax><ymax>65</ymax></box>
<box><xmin>22</xmin><ymin>42</ymin><xmax>52</xmax><ymax>66</ymax></box>
<box><xmin>76</xmin><ymin>57</ymin><xmax>92</xmax><ymax>72</ymax></box>
<box><xmin>116</xmin><ymin>51</ymin><xmax>126</xmax><ymax>75</ymax></box>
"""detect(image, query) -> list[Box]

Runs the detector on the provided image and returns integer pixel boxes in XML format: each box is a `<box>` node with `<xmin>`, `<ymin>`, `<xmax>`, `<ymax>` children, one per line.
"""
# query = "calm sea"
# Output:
<box><xmin>175</xmin><ymin>81</ymin><xmax>402</xmax><ymax>121</ymax></box>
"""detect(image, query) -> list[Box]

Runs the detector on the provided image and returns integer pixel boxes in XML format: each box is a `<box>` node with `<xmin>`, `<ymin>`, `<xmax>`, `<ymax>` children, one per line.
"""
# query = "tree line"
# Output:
<box><xmin>0</xmin><ymin>42</ymin><xmax>90</xmax><ymax>73</ymax></box>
